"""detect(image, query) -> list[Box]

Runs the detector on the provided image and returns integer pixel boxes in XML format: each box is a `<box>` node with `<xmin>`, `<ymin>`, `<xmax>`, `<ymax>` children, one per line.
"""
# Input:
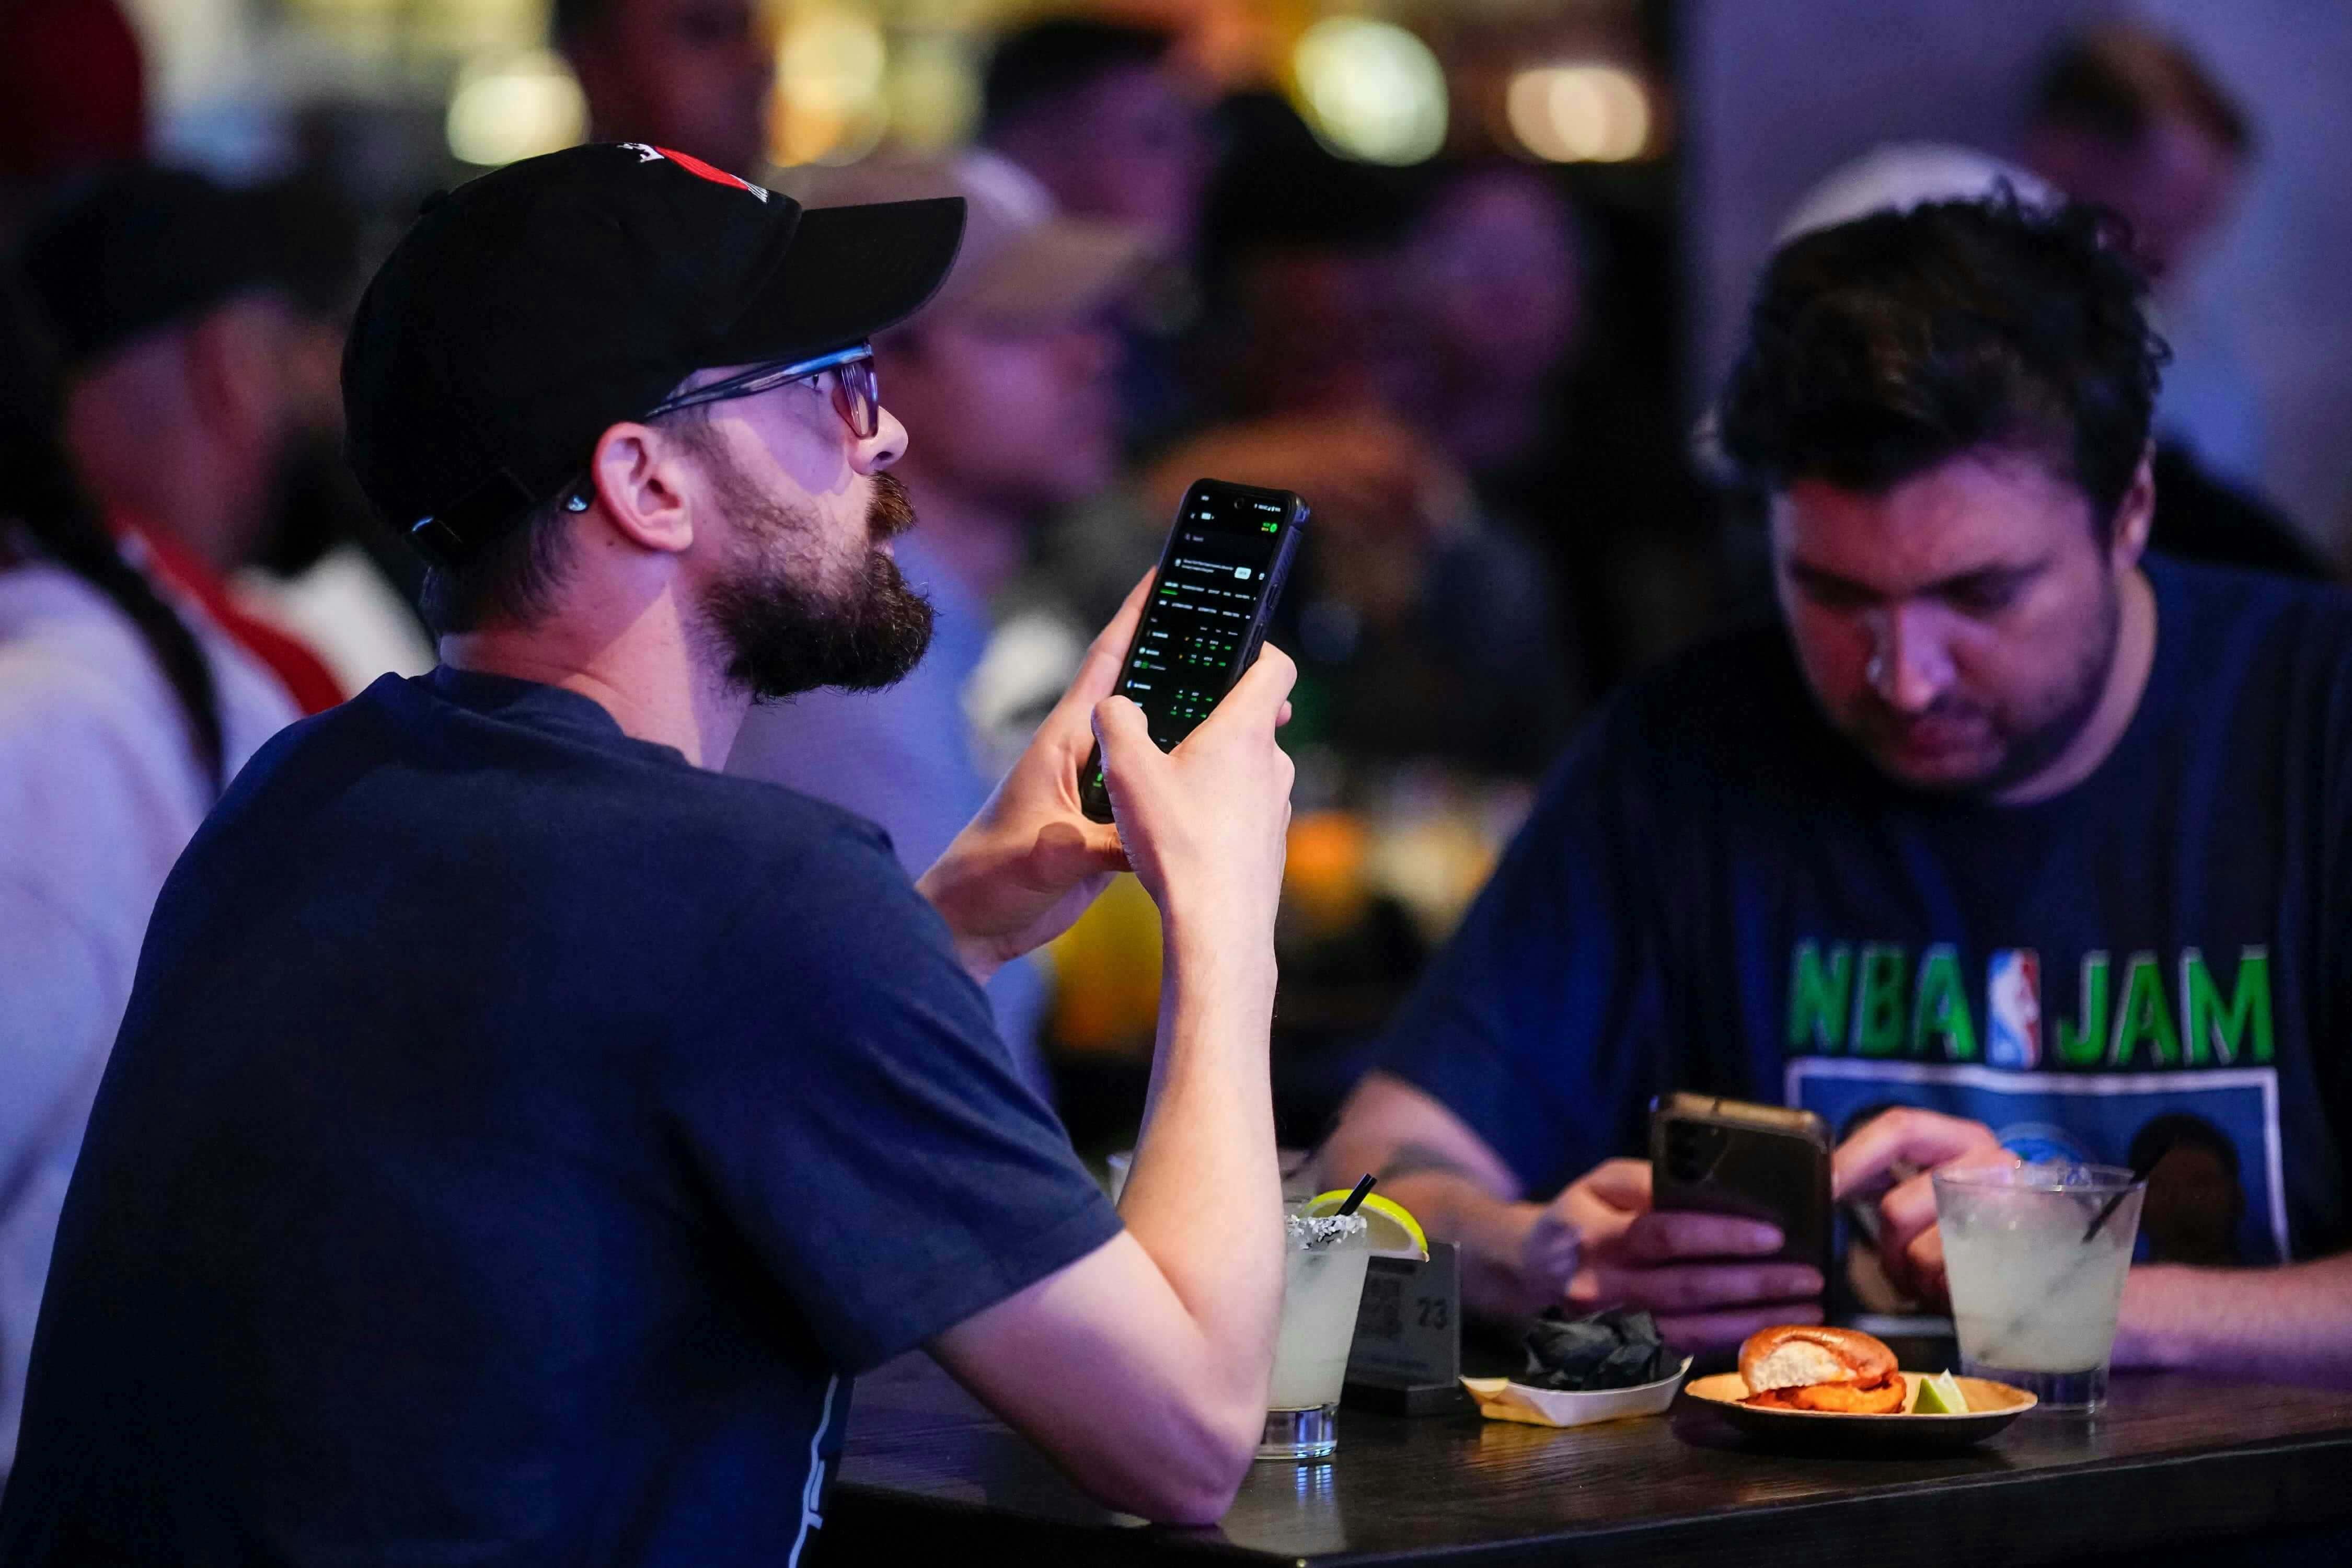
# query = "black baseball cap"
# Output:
<box><xmin>343</xmin><ymin>142</ymin><xmax>964</xmax><ymax>566</ymax></box>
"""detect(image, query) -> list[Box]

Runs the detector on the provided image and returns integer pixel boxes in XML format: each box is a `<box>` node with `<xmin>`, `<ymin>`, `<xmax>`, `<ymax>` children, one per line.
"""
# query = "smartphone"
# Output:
<box><xmin>1077</xmin><ymin>478</ymin><xmax>1309</xmax><ymax>824</ymax></box>
<box><xmin>1649</xmin><ymin>1093</ymin><xmax>1832</xmax><ymax>1274</ymax></box>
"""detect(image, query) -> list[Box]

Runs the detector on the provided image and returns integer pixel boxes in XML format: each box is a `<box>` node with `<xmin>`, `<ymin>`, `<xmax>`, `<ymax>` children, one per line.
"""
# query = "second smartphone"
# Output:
<box><xmin>1077</xmin><ymin>478</ymin><xmax>1309</xmax><ymax>823</ymax></box>
<box><xmin>1649</xmin><ymin>1093</ymin><xmax>1832</xmax><ymax>1275</ymax></box>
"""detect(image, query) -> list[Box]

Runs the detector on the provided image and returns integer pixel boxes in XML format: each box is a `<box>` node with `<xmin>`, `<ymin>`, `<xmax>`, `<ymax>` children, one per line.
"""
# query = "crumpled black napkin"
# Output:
<box><xmin>1518</xmin><ymin>1308</ymin><xmax>1672</xmax><ymax>1391</ymax></box>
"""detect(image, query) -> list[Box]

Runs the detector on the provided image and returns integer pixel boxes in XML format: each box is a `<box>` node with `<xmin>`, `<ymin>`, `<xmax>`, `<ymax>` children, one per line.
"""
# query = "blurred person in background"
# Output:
<box><xmin>2023</xmin><ymin>24</ymin><xmax>2328</xmax><ymax>578</ymax></box>
<box><xmin>1322</xmin><ymin>196</ymin><xmax>2352</xmax><ymax>1387</ymax></box>
<box><xmin>554</xmin><ymin>0</ymin><xmax>774</xmax><ymax>181</ymax></box>
<box><xmin>0</xmin><ymin>283</ymin><xmax>296</xmax><ymax>1483</ymax></box>
<box><xmin>1401</xmin><ymin>165</ymin><xmax>1582</xmax><ymax>483</ymax></box>
<box><xmin>727</xmin><ymin>152</ymin><xmax>1144</xmax><ymax>1099</ymax></box>
<box><xmin>2027</xmin><ymin>26</ymin><xmax>2244</xmax><ymax>324</ymax></box>
<box><xmin>1400</xmin><ymin>160</ymin><xmax>1722</xmax><ymax>705</ymax></box>
<box><xmin>234</xmin><ymin>173</ymin><xmax>436</xmax><ymax>691</ymax></box>
<box><xmin>980</xmin><ymin>17</ymin><xmax>1210</xmax><ymax>261</ymax></box>
<box><xmin>1135</xmin><ymin>110</ymin><xmax>1572</xmax><ymax>781</ymax></box>
<box><xmin>979</xmin><ymin>16</ymin><xmax>1213</xmax><ymax>451</ymax></box>
<box><xmin>1030</xmin><ymin>117</ymin><xmax>1575</xmax><ymax>1142</ymax></box>
<box><xmin>0</xmin><ymin>0</ymin><xmax>144</xmax><ymax>245</ymax></box>
<box><xmin>18</xmin><ymin>166</ymin><xmax>349</xmax><ymax>713</ymax></box>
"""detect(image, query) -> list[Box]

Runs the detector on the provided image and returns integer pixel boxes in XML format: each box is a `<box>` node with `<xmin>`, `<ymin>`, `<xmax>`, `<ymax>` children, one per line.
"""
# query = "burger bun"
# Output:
<box><xmin>1739</xmin><ymin>1325</ymin><xmax>1899</xmax><ymax>1394</ymax></box>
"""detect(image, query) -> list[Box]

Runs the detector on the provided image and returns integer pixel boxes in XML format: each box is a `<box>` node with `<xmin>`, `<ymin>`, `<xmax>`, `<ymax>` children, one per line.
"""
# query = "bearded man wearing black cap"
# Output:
<box><xmin>0</xmin><ymin>144</ymin><xmax>1297</xmax><ymax>1559</ymax></box>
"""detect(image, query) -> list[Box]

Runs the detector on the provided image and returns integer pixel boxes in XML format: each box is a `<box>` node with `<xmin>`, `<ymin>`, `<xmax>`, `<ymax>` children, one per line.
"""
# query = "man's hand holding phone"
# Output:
<box><xmin>1527</xmin><ymin>1159</ymin><xmax>1827</xmax><ymax>1354</ymax></box>
<box><xmin>918</xmin><ymin>568</ymin><xmax>1297</xmax><ymax>986</ymax></box>
<box><xmin>1091</xmin><ymin>637</ymin><xmax>1296</xmax><ymax>971</ymax></box>
<box><xmin>917</xmin><ymin>573</ymin><xmax>1156</xmax><ymax>982</ymax></box>
<box><xmin>1832</xmin><ymin>1107</ymin><xmax>2008</xmax><ymax>1301</ymax></box>
<box><xmin>1523</xmin><ymin>1107</ymin><xmax>2009</xmax><ymax>1351</ymax></box>
<box><xmin>1079</xmin><ymin>479</ymin><xmax>1307</xmax><ymax>822</ymax></box>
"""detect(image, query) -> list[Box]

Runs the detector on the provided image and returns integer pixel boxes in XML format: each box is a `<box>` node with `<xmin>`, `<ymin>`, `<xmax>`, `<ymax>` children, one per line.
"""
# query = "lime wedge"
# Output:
<box><xmin>1912</xmin><ymin>1370</ymin><xmax>1969</xmax><ymax>1415</ymax></box>
<box><xmin>1301</xmin><ymin>1191</ymin><xmax>1428</xmax><ymax>1259</ymax></box>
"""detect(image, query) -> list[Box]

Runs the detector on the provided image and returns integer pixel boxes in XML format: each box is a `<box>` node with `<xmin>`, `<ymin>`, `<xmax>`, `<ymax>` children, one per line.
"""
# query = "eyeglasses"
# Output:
<box><xmin>646</xmin><ymin>342</ymin><xmax>880</xmax><ymax>437</ymax></box>
<box><xmin>558</xmin><ymin>342</ymin><xmax>881</xmax><ymax>514</ymax></box>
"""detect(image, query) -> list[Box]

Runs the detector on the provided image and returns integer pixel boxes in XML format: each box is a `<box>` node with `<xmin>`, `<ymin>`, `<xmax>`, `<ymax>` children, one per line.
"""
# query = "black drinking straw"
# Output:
<box><xmin>2080</xmin><ymin>1190</ymin><xmax>2128</xmax><ymax>1244</ymax></box>
<box><xmin>1334</xmin><ymin>1174</ymin><xmax>1377</xmax><ymax>1217</ymax></box>
<box><xmin>2081</xmin><ymin>1161</ymin><xmax>2151</xmax><ymax>1243</ymax></box>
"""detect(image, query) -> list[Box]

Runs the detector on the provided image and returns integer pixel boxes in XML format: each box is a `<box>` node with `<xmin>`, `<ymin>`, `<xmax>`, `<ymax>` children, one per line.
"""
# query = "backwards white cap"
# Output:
<box><xmin>1775</xmin><ymin>141</ymin><xmax>2062</xmax><ymax>246</ymax></box>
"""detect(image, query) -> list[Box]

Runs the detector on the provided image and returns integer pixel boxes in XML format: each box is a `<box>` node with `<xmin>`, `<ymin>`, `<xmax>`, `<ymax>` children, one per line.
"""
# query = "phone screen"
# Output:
<box><xmin>1080</xmin><ymin>481</ymin><xmax>1302</xmax><ymax>818</ymax></box>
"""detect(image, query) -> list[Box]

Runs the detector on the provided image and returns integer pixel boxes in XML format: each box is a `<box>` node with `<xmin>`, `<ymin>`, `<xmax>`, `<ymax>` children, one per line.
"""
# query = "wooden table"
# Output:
<box><xmin>822</xmin><ymin>1353</ymin><xmax>2352</xmax><ymax>1566</ymax></box>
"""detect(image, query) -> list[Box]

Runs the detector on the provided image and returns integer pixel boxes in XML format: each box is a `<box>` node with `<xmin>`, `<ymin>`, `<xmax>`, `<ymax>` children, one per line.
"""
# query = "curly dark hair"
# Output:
<box><xmin>1717</xmin><ymin>196</ymin><xmax>2168</xmax><ymax>532</ymax></box>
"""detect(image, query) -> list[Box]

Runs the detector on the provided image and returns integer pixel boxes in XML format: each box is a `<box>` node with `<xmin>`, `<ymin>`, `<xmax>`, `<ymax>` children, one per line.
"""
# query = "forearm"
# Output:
<box><xmin>2113</xmin><ymin>1254</ymin><xmax>2352</xmax><ymax>1387</ymax></box>
<box><xmin>1114</xmin><ymin>910</ymin><xmax>1284</xmax><ymax>1408</ymax></box>
<box><xmin>1377</xmin><ymin>1170</ymin><xmax>1550</xmax><ymax>1322</ymax></box>
<box><xmin>1316</xmin><ymin>1074</ymin><xmax>1553</xmax><ymax>1323</ymax></box>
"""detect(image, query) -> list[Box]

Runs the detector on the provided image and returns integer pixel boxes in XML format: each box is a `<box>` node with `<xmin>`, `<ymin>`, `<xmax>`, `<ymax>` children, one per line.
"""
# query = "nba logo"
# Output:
<box><xmin>1987</xmin><ymin>949</ymin><xmax>2042</xmax><ymax>1069</ymax></box>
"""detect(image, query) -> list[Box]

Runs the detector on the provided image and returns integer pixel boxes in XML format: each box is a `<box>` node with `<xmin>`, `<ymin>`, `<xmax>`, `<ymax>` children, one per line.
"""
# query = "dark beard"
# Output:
<box><xmin>1970</xmin><ymin>579</ymin><xmax>2120</xmax><ymax>794</ymax></box>
<box><xmin>702</xmin><ymin>470</ymin><xmax>935</xmax><ymax>701</ymax></box>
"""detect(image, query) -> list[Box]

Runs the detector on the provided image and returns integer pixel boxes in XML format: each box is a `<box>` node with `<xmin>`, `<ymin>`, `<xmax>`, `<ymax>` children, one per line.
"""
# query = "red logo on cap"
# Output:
<box><xmin>619</xmin><ymin>142</ymin><xmax>771</xmax><ymax>203</ymax></box>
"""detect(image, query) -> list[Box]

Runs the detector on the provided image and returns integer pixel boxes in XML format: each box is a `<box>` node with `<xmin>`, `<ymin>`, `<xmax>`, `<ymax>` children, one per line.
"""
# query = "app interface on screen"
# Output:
<box><xmin>1118</xmin><ymin>490</ymin><xmax>1288</xmax><ymax>752</ymax></box>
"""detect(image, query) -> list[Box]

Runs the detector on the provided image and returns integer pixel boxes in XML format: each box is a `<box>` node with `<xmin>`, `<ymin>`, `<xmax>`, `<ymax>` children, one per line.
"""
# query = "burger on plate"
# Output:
<box><xmin>1737</xmin><ymin>1325</ymin><xmax>1906</xmax><ymax>1413</ymax></box>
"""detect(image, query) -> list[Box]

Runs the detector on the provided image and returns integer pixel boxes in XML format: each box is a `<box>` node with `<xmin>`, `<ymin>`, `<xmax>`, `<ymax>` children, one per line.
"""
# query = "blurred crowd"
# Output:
<box><xmin>4</xmin><ymin>0</ymin><xmax>2347</xmax><ymax>1475</ymax></box>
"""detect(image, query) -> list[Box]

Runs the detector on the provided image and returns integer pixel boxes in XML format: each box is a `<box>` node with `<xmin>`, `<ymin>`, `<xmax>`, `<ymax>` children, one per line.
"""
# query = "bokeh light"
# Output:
<box><xmin>773</xmin><ymin>5</ymin><xmax>890</xmax><ymax>166</ymax></box>
<box><xmin>445</xmin><ymin>48</ymin><xmax>585</xmax><ymax>167</ymax></box>
<box><xmin>886</xmin><ymin>35</ymin><xmax>981</xmax><ymax>154</ymax></box>
<box><xmin>1505</xmin><ymin>63</ymin><xmax>1652</xmax><ymax>163</ymax></box>
<box><xmin>1292</xmin><ymin>17</ymin><xmax>1448</xmax><ymax>167</ymax></box>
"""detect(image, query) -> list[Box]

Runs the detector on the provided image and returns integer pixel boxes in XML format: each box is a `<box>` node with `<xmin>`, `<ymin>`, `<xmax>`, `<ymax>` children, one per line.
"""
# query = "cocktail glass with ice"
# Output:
<box><xmin>1259</xmin><ymin>1209</ymin><xmax>1371</xmax><ymax>1459</ymax></box>
<box><xmin>1933</xmin><ymin>1162</ymin><xmax>2146</xmax><ymax>1414</ymax></box>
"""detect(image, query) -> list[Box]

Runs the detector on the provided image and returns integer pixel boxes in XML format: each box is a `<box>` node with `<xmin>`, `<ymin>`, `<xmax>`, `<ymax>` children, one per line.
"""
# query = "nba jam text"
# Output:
<box><xmin>1785</xmin><ymin>942</ymin><xmax>2274</xmax><ymax>1071</ymax></box>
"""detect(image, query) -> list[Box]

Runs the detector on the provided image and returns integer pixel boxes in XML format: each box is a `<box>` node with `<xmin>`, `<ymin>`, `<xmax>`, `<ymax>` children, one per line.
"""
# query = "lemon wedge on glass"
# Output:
<box><xmin>1912</xmin><ymin>1369</ymin><xmax>1969</xmax><ymax>1415</ymax></box>
<box><xmin>1301</xmin><ymin>1190</ymin><xmax>1428</xmax><ymax>1260</ymax></box>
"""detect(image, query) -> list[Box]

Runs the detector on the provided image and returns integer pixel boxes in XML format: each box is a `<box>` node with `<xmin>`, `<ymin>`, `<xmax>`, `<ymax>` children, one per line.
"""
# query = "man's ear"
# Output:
<box><xmin>2109</xmin><ymin>441</ymin><xmax>2157</xmax><ymax>568</ymax></box>
<box><xmin>586</xmin><ymin>420</ymin><xmax>697</xmax><ymax>555</ymax></box>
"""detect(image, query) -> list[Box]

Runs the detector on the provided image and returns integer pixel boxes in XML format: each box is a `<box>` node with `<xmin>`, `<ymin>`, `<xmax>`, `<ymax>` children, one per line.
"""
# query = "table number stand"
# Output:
<box><xmin>1343</xmin><ymin>1241</ymin><xmax>1470</xmax><ymax>1415</ymax></box>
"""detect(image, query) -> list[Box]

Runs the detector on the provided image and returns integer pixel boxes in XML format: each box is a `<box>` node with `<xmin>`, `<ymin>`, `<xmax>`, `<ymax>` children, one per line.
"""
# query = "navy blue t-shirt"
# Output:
<box><xmin>0</xmin><ymin>668</ymin><xmax>1123</xmax><ymax>1564</ymax></box>
<box><xmin>1382</xmin><ymin>558</ymin><xmax>2352</xmax><ymax>1267</ymax></box>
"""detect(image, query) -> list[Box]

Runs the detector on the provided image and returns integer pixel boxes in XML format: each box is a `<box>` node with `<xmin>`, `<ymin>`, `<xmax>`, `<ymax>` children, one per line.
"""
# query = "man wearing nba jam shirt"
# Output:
<box><xmin>1322</xmin><ymin>195</ymin><xmax>2352</xmax><ymax>1387</ymax></box>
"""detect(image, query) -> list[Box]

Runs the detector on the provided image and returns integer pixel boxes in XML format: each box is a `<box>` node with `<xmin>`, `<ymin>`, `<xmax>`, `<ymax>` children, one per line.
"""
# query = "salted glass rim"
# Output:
<box><xmin>1930</xmin><ymin>1159</ymin><xmax>2142</xmax><ymax>1194</ymax></box>
<box><xmin>1285</xmin><ymin>1212</ymin><xmax>1369</xmax><ymax>1250</ymax></box>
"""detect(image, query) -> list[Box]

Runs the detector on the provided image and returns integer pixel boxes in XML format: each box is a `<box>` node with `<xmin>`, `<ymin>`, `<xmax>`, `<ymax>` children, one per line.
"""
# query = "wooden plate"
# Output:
<box><xmin>1679</xmin><ymin>1371</ymin><xmax>2036</xmax><ymax>1452</ymax></box>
